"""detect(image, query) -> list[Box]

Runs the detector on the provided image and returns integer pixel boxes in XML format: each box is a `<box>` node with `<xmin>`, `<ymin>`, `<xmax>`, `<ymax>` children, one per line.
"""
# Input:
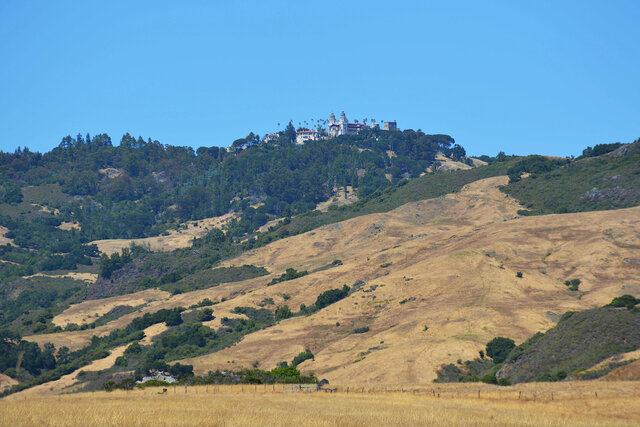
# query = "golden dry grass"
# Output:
<box><xmin>22</xmin><ymin>271</ymin><xmax>98</xmax><ymax>284</ymax></box>
<box><xmin>0</xmin><ymin>373</ymin><xmax>18</xmax><ymax>392</ymax></box>
<box><xmin>4</xmin><ymin>345</ymin><xmax>130</xmax><ymax>399</ymax></box>
<box><xmin>180</xmin><ymin>176</ymin><xmax>640</xmax><ymax>383</ymax></box>
<box><xmin>315</xmin><ymin>186</ymin><xmax>358</xmax><ymax>212</ymax></box>
<box><xmin>2</xmin><ymin>382</ymin><xmax>639</xmax><ymax>426</ymax></box>
<box><xmin>602</xmin><ymin>360</ymin><xmax>640</xmax><ymax>381</ymax></box>
<box><xmin>89</xmin><ymin>212</ymin><xmax>239</xmax><ymax>255</ymax></box>
<box><xmin>57</xmin><ymin>221</ymin><xmax>81</xmax><ymax>231</ymax></box>
<box><xmin>26</xmin><ymin>176</ymin><xmax>640</xmax><ymax>385</ymax></box>
<box><xmin>0</xmin><ymin>225</ymin><xmax>14</xmax><ymax>246</ymax></box>
<box><xmin>49</xmin><ymin>288</ymin><xmax>170</xmax><ymax>328</ymax></box>
<box><xmin>426</xmin><ymin>154</ymin><xmax>484</xmax><ymax>172</ymax></box>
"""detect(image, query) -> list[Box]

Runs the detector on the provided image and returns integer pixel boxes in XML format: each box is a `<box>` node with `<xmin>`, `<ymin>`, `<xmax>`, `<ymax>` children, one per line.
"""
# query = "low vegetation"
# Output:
<box><xmin>435</xmin><ymin>296</ymin><xmax>640</xmax><ymax>385</ymax></box>
<box><xmin>268</xmin><ymin>268</ymin><xmax>308</xmax><ymax>286</ymax></box>
<box><xmin>503</xmin><ymin>138</ymin><xmax>640</xmax><ymax>215</ymax></box>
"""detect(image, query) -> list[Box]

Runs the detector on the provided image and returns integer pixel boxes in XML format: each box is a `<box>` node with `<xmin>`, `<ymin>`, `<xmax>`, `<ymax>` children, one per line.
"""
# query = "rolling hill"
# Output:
<box><xmin>11</xmin><ymin>174</ymin><xmax>640</xmax><ymax>393</ymax></box>
<box><xmin>1</xmin><ymin>135</ymin><xmax>639</xmax><ymax>396</ymax></box>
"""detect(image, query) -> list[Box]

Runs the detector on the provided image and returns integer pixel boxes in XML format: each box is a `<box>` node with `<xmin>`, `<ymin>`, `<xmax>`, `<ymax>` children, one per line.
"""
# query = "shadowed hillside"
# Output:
<box><xmin>496</xmin><ymin>305</ymin><xmax>640</xmax><ymax>383</ymax></box>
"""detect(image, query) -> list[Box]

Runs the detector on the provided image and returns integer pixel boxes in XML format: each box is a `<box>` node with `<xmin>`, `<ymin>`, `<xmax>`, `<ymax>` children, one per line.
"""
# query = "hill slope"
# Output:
<box><xmin>502</xmin><ymin>139</ymin><xmax>640</xmax><ymax>214</ymax></box>
<box><xmin>496</xmin><ymin>306</ymin><xmax>640</xmax><ymax>383</ymax></box>
<box><xmin>172</xmin><ymin>176</ymin><xmax>639</xmax><ymax>384</ymax></box>
<box><xmin>18</xmin><ymin>175</ymin><xmax>640</xmax><ymax>390</ymax></box>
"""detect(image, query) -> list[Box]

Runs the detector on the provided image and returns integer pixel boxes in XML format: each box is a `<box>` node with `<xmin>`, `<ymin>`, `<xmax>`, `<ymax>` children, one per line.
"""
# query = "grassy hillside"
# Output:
<box><xmin>264</xmin><ymin>159</ymin><xmax>515</xmax><ymax>238</ymax></box>
<box><xmin>0</xmin><ymin>129</ymin><xmax>467</xmax><ymax>284</ymax></box>
<box><xmin>502</xmin><ymin>139</ymin><xmax>640</xmax><ymax>214</ymax></box>
<box><xmin>3</xmin><ymin>173</ymin><xmax>640</xmax><ymax>394</ymax></box>
<box><xmin>497</xmin><ymin>305</ymin><xmax>640</xmax><ymax>383</ymax></box>
<box><xmin>3</xmin><ymin>133</ymin><xmax>640</xmax><ymax>395</ymax></box>
<box><xmin>436</xmin><ymin>298</ymin><xmax>640</xmax><ymax>385</ymax></box>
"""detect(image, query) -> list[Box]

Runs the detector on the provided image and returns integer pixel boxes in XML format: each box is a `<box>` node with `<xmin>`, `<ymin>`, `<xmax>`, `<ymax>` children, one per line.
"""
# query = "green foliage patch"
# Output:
<box><xmin>503</xmin><ymin>139</ymin><xmax>640</xmax><ymax>215</ymax></box>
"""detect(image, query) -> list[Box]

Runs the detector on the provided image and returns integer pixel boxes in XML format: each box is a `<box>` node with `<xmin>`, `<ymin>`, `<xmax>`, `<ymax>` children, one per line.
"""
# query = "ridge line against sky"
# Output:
<box><xmin>0</xmin><ymin>1</ymin><xmax>639</xmax><ymax>157</ymax></box>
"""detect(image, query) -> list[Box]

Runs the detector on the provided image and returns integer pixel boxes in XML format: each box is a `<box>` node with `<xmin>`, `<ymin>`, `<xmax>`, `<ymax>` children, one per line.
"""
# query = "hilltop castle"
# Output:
<box><xmin>263</xmin><ymin>111</ymin><xmax>398</xmax><ymax>145</ymax></box>
<box><xmin>328</xmin><ymin>111</ymin><xmax>370</xmax><ymax>138</ymax></box>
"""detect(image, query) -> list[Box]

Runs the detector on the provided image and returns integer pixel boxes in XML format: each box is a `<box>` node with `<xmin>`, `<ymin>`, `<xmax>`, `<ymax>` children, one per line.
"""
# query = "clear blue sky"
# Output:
<box><xmin>1</xmin><ymin>1</ymin><xmax>639</xmax><ymax>156</ymax></box>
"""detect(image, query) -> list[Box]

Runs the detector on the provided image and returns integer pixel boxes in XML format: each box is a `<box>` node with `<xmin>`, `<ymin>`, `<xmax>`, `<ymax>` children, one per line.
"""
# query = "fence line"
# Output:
<box><xmin>155</xmin><ymin>383</ymin><xmax>640</xmax><ymax>401</ymax></box>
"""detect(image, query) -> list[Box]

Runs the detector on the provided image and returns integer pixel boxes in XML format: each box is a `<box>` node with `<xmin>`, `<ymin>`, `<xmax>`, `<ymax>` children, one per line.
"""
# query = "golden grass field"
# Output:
<box><xmin>2</xmin><ymin>382</ymin><xmax>640</xmax><ymax>426</ymax></box>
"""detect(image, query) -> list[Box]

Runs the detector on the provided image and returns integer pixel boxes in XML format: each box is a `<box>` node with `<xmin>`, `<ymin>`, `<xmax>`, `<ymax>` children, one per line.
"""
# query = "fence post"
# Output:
<box><xmin>185</xmin><ymin>385</ymin><xmax>188</xmax><ymax>393</ymax></box>
<box><xmin>478</xmin><ymin>390</ymin><xmax>480</xmax><ymax>399</ymax></box>
<box><xmin>551</xmin><ymin>391</ymin><xmax>554</xmax><ymax>401</ymax></box>
<box><xmin>347</xmin><ymin>386</ymin><xmax>349</xmax><ymax>393</ymax></box>
<box><xmin>518</xmin><ymin>391</ymin><xmax>521</xmax><ymax>400</ymax></box>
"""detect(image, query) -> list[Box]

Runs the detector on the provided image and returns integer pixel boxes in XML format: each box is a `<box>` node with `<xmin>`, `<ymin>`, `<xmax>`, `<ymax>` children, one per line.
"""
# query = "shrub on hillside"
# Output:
<box><xmin>535</xmin><ymin>370</ymin><xmax>567</xmax><ymax>382</ymax></box>
<box><xmin>124</xmin><ymin>342</ymin><xmax>142</xmax><ymax>354</ymax></box>
<box><xmin>268</xmin><ymin>268</ymin><xmax>308</xmax><ymax>286</ymax></box>
<box><xmin>486</xmin><ymin>337</ymin><xmax>516</xmax><ymax>364</ymax></box>
<box><xmin>314</xmin><ymin>285</ymin><xmax>350</xmax><ymax>310</ymax></box>
<box><xmin>291</xmin><ymin>350</ymin><xmax>314</xmax><ymax>366</ymax></box>
<box><xmin>564</xmin><ymin>278</ymin><xmax>581</xmax><ymax>291</ymax></box>
<box><xmin>608</xmin><ymin>294</ymin><xmax>640</xmax><ymax>310</ymax></box>
<box><xmin>164</xmin><ymin>310</ymin><xmax>183</xmax><ymax>326</ymax></box>
<box><xmin>197</xmin><ymin>308</ymin><xmax>214</xmax><ymax>322</ymax></box>
<box><xmin>275</xmin><ymin>305</ymin><xmax>293</xmax><ymax>321</ymax></box>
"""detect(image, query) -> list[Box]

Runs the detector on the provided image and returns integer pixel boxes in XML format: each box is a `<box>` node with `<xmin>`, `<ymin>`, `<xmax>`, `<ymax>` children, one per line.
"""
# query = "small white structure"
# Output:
<box><xmin>263</xmin><ymin>133</ymin><xmax>279</xmax><ymax>143</ymax></box>
<box><xmin>137</xmin><ymin>370</ymin><xmax>178</xmax><ymax>384</ymax></box>
<box><xmin>296</xmin><ymin>130</ymin><xmax>319</xmax><ymax>144</ymax></box>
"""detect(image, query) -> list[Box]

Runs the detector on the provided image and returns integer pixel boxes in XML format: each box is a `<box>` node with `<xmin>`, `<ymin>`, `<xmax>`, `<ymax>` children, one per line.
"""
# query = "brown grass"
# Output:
<box><xmin>50</xmin><ymin>289</ymin><xmax>170</xmax><ymax>328</ymax></box>
<box><xmin>23</xmin><ymin>272</ymin><xmax>98</xmax><ymax>284</ymax></box>
<box><xmin>5</xmin><ymin>345</ymin><xmax>130</xmax><ymax>399</ymax></box>
<box><xmin>57</xmin><ymin>221</ymin><xmax>81</xmax><ymax>231</ymax></box>
<box><xmin>0</xmin><ymin>225</ymin><xmax>14</xmax><ymax>246</ymax></box>
<box><xmin>26</xmin><ymin>176</ymin><xmax>640</xmax><ymax>386</ymax></box>
<box><xmin>427</xmin><ymin>154</ymin><xmax>474</xmax><ymax>172</ymax></box>
<box><xmin>0</xmin><ymin>373</ymin><xmax>18</xmax><ymax>392</ymax></box>
<box><xmin>89</xmin><ymin>212</ymin><xmax>239</xmax><ymax>255</ymax></box>
<box><xmin>2</xmin><ymin>382</ymin><xmax>639</xmax><ymax>426</ymax></box>
<box><xmin>602</xmin><ymin>360</ymin><xmax>640</xmax><ymax>381</ymax></box>
<box><xmin>315</xmin><ymin>186</ymin><xmax>358</xmax><ymax>212</ymax></box>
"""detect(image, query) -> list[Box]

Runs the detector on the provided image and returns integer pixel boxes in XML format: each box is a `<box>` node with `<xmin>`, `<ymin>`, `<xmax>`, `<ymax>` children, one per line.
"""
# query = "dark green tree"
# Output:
<box><xmin>486</xmin><ymin>337</ymin><xmax>515</xmax><ymax>363</ymax></box>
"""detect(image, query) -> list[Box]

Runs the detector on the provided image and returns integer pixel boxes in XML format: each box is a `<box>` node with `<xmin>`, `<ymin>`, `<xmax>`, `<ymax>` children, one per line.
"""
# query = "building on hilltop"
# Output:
<box><xmin>328</xmin><ymin>111</ymin><xmax>397</xmax><ymax>137</ymax></box>
<box><xmin>328</xmin><ymin>111</ymin><xmax>371</xmax><ymax>137</ymax></box>
<box><xmin>296</xmin><ymin>129</ymin><xmax>319</xmax><ymax>144</ymax></box>
<box><xmin>263</xmin><ymin>133</ymin><xmax>279</xmax><ymax>143</ymax></box>
<box><xmin>260</xmin><ymin>112</ymin><xmax>398</xmax><ymax>146</ymax></box>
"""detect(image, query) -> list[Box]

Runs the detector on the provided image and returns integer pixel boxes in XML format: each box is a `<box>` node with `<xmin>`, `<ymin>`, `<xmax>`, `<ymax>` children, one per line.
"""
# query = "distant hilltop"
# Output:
<box><xmin>234</xmin><ymin>111</ymin><xmax>398</xmax><ymax>149</ymax></box>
